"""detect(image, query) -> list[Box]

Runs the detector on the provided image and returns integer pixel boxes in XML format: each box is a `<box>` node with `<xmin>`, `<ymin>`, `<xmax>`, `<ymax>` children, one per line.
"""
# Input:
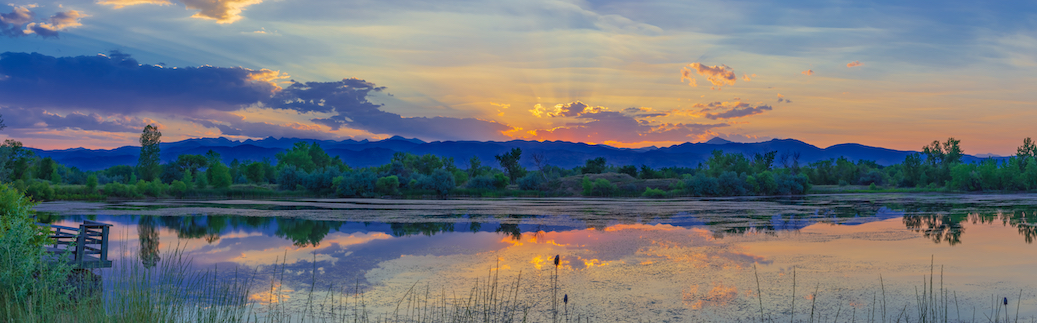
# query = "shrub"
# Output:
<box><xmin>338</xmin><ymin>170</ymin><xmax>377</xmax><ymax>197</ymax></box>
<box><xmin>685</xmin><ymin>174</ymin><xmax>719</xmax><ymax>196</ymax></box>
<box><xmin>417</xmin><ymin>169</ymin><xmax>455</xmax><ymax>196</ymax></box>
<box><xmin>585</xmin><ymin>178</ymin><xmax>617</xmax><ymax>196</ymax></box>
<box><xmin>86</xmin><ymin>174</ymin><xmax>98</xmax><ymax>192</ymax></box>
<box><xmin>642</xmin><ymin>187</ymin><xmax>667</xmax><ymax>198</ymax></box>
<box><xmin>169</xmin><ymin>180</ymin><xmax>187</xmax><ymax>197</ymax></box>
<box><xmin>277</xmin><ymin>165</ymin><xmax>305</xmax><ymax>191</ymax></box>
<box><xmin>517</xmin><ymin>173</ymin><xmax>544</xmax><ymax>191</ymax></box>
<box><xmin>376</xmin><ymin>175</ymin><xmax>400</xmax><ymax>195</ymax></box>
<box><xmin>467</xmin><ymin>175</ymin><xmax>499</xmax><ymax>190</ymax></box>
<box><xmin>25</xmin><ymin>181</ymin><xmax>54</xmax><ymax>201</ymax></box>
<box><xmin>0</xmin><ymin>183</ymin><xmax>75</xmax><ymax>319</ymax></box>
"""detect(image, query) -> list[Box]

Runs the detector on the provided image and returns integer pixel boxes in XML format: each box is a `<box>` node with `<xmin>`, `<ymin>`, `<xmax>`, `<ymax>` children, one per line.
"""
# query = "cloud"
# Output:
<box><xmin>680</xmin><ymin>67</ymin><xmax>698</xmax><ymax>87</ymax></box>
<box><xmin>846</xmin><ymin>60</ymin><xmax>862</xmax><ymax>68</ymax></box>
<box><xmin>2</xmin><ymin>6</ymin><xmax>82</xmax><ymax>38</ymax></box>
<box><xmin>0</xmin><ymin>51</ymin><xmax>282</xmax><ymax>115</ymax></box>
<box><xmin>801</xmin><ymin>69</ymin><xmax>814</xmax><ymax>76</ymax></box>
<box><xmin>25</xmin><ymin>10</ymin><xmax>85</xmax><ymax>38</ymax></box>
<box><xmin>528</xmin><ymin>101</ymin><xmax>729</xmax><ymax>144</ymax></box>
<box><xmin>99</xmin><ymin>0</ymin><xmax>261</xmax><ymax>24</ymax></box>
<box><xmin>269</xmin><ymin>79</ymin><xmax>513</xmax><ymax>141</ymax></box>
<box><xmin>529</xmin><ymin>101</ymin><xmax>605</xmax><ymax>118</ymax></box>
<box><xmin>96</xmin><ymin>0</ymin><xmax>172</xmax><ymax>9</ymax></box>
<box><xmin>704</xmin><ymin>104</ymin><xmax>772</xmax><ymax>120</ymax></box>
<box><xmin>682</xmin><ymin>63</ymin><xmax>737</xmax><ymax>89</ymax></box>
<box><xmin>742</xmin><ymin>73</ymin><xmax>755</xmax><ymax>81</ymax></box>
<box><xmin>0</xmin><ymin>106</ymin><xmax>151</xmax><ymax>133</ymax></box>
<box><xmin>187</xmin><ymin>113</ymin><xmax>343</xmax><ymax>140</ymax></box>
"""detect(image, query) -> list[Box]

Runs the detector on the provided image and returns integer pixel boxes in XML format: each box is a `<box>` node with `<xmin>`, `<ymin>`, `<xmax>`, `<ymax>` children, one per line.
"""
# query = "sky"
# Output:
<box><xmin>1</xmin><ymin>0</ymin><xmax>1036</xmax><ymax>154</ymax></box>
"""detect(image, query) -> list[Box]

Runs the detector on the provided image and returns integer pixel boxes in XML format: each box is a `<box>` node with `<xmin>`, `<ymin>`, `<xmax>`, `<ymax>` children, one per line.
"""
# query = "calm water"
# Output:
<box><xmin>38</xmin><ymin>194</ymin><xmax>1037</xmax><ymax>321</ymax></box>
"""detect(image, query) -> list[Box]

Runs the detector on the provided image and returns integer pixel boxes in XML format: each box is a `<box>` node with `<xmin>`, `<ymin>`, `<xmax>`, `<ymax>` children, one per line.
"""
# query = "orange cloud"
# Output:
<box><xmin>682</xmin><ymin>63</ymin><xmax>736</xmax><ymax>89</ymax></box>
<box><xmin>847</xmin><ymin>60</ymin><xmax>862</xmax><ymax>68</ymax></box>
<box><xmin>801</xmin><ymin>69</ymin><xmax>814</xmax><ymax>76</ymax></box>
<box><xmin>680</xmin><ymin>68</ymin><xmax>697</xmax><ymax>87</ymax></box>
<box><xmin>99</xmin><ymin>0</ymin><xmax>261</xmax><ymax>23</ymax></box>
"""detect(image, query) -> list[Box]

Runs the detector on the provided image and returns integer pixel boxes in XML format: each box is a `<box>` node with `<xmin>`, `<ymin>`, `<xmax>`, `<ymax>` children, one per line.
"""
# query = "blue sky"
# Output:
<box><xmin>2</xmin><ymin>0</ymin><xmax>1036</xmax><ymax>154</ymax></box>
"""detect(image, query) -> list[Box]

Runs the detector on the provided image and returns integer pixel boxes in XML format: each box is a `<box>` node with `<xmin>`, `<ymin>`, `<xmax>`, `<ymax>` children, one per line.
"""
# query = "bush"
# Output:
<box><xmin>517</xmin><ymin>173</ymin><xmax>544</xmax><ymax>191</ymax></box>
<box><xmin>684</xmin><ymin>174</ymin><xmax>719</xmax><ymax>196</ymax></box>
<box><xmin>467</xmin><ymin>175</ymin><xmax>507</xmax><ymax>190</ymax></box>
<box><xmin>338</xmin><ymin>170</ymin><xmax>377</xmax><ymax>197</ymax></box>
<box><xmin>277</xmin><ymin>165</ymin><xmax>305</xmax><ymax>191</ymax></box>
<box><xmin>169</xmin><ymin>180</ymin><xmax>187</xmax><ymax>197</ymax></box>
<box><xmin>304</xmin><ymin>168</ymin><xmax>342</xmax><ymax>195</ymax></box>
<box><xmin>86</xmin><ymin>174</ymin><xmax>98</xmax><ymax>192</ymax></box>
<box><xmin>642</xmin><ymin>187</ymin><xmax>667</xmax><ymax>198</ymax></box>
<box><xmin>376</xmin><ymin>175</ymin><xmax>400</xmax><ymax>195</ymax></box>
<box><xmin>104</xmin><ymin>182</ymin><xmax>138</xmax><ymax>198</ymax></box>
<box><xmin>25</xmin><ymin>181</ymin><xmax>54</xmax><ymax>201</ymax></box>
<box><xmin>1</xmin><ymin>183</ymin><xmax>75</xmax><ymax>320</ymax></box>
<box><xmin>417</xmin><ymin>169</ymin><xmax>455</xmax><ymax>196</ymax></box>
<box><xmin>583</xmin><ymin>178</ymin><xmax>617</xmax><ymax>196</ymax></box>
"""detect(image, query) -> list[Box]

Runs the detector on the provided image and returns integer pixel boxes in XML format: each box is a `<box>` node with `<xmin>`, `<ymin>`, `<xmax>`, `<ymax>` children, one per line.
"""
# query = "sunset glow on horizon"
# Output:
<box><xmin>2</xmin><ymin>1</ymin><xmax>1036</xmax><ymax>154</ymax></box>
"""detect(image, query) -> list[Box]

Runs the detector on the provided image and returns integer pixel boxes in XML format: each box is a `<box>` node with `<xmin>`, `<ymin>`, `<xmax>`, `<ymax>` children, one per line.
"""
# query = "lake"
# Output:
<box><xmin>36</xmin><ymin>194</ymin><xmax>1037</xmax><ymax>322</ymax></box>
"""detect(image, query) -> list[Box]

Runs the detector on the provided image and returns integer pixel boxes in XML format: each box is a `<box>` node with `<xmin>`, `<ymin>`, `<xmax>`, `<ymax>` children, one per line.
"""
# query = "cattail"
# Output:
<box><xmin>554</xmin><ymin>255</ymin><xmax>560</xmax><ymax>267</ymax></box>
<box><xmin>564</xmin><ymin>294</ymin><xmax>568</xmax><ymax>304</ymax></box>
<box><xmin>1004</xmin><ymin>297</ymin><xmax>1008</xmax><ymax>306</ymax></box>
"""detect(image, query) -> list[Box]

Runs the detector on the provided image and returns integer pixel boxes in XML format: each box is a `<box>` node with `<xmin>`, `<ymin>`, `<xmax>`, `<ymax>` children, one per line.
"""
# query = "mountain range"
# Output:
<box><xmin>29</xmin><ymin>136</ymin><xmax>1004</xmax><ymax>171</ymax></box>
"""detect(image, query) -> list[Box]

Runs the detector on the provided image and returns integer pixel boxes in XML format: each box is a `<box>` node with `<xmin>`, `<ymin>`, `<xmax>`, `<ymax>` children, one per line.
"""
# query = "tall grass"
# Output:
<box><xmin>751</xmin><ymin>258</ymin><xmax>1033</xmax><ymax>323</ymax></box>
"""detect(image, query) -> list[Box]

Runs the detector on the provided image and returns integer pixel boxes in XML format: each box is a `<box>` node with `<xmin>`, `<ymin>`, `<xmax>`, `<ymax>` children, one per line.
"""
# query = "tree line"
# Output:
<box><xmin>2</xmin><ymin>125</ymin><xmax>1036</xmax><ymax>201</ymax></box>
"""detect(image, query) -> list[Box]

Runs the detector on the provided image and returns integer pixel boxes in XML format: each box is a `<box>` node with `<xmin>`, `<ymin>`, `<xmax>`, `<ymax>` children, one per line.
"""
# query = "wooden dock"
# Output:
<box><xmin>39</xmin><ymin>220</ymin><xmax>113</xmax><ymax>269</ymax></box>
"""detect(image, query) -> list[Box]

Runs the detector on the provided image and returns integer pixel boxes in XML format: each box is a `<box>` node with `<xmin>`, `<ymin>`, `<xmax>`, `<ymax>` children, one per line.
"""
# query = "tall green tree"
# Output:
<box><xmin>137</xmin><ymin>124</ymin><xmax>162</xmax><ymax>182</ymax></box>
<box><xmin>494</xmin><ymin>148</ymin><xmax>525</xmax><ymax>181</ymax></box>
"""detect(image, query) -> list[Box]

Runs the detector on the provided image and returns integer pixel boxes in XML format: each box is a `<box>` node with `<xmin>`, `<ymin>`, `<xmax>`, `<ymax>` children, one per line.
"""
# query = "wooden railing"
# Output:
<box><xmin>39</xmin><ymin>220</ymin><xmax>112</xmax><ymax>269</ymax></box>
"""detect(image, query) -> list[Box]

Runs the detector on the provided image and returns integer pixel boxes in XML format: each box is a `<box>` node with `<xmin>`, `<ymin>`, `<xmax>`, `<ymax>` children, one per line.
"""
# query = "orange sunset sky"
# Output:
<box><xmin>1</xmin><ymin>0</ymin><xmax>1035</xmax><ymax>154</ymax></box>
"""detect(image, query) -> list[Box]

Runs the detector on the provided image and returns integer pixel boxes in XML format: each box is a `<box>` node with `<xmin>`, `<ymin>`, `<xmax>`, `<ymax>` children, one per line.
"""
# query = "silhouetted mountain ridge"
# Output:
<box><xmin>29</xmin><ymin>136</ymin><xmax>1004</xmax><ymax>171</ymax></box>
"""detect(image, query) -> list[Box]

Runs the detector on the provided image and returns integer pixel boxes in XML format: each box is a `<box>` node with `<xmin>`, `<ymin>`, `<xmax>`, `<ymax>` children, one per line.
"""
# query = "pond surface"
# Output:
<box><xmin>37</xmin><ymin>194</ymin><xmax>1037</xmax><ymax>322</ymax></box>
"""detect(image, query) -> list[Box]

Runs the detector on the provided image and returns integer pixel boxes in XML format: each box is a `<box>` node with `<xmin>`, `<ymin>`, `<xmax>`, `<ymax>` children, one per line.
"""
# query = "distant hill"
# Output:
<box><xmin>28</xmin><ymin>136</ymin><xmax>1005</xmax><ymax>171</ymax></box>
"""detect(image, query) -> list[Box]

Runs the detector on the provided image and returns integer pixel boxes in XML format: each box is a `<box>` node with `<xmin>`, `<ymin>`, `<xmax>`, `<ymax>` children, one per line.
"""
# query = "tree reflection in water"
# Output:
<box><xmin>274</xmin><ymin>218</ymin><xmax>335</xmax><ymax>247</ymax></box>
<box><xmin>903</xmin><ymin>210</ymin><xmax>1037</xmax><ymax>245</ymax></box>
<box><xmin>902</xmin><ymin>213</ymin><xmax>965</xmax><ymax>245</ymax></box>
<box><xmin>138</xmin><ymin>216</ymin><xmax>160</xmax><ymax>268</ymax></box>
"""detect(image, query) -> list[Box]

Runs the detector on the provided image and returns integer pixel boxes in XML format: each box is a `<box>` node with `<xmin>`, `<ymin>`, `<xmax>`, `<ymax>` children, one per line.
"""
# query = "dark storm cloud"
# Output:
<box><xmin>0</xmin><ymin>106</ymin><xmax>148</xmax><ymax>132</ymax></box>
<box><xmin>0</xmin><ymin>51</ymin><xmax>512</xmax><ymax>140</ymax></box>
<box><xmin>270</xmin><ymin>79</ymin><xmax>512</xmax><ymax>141</ymax></box>
<box><xmin>0</xmin><ymin>51</ymin><xmax>279</xmax><ymax>114</ymax></box>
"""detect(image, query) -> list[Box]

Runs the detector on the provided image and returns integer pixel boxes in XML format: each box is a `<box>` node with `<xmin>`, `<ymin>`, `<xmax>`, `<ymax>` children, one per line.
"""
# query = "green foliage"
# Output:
<box><xmin>586</xmin><ymin>178</ymin><xmax>617</xmax><ymax>196</ymax></box>
<box><xmin>194</xmin><ymin>169</ymin><xmax>209</xmax><ymax>189</ymax></box>
<box><xmin>869</xmin><ymin>183</ymin><xmax>877</xmax><ymax>190</ymax></box>
<box><xmin>517</xmin><ymin>172</ymin><xmax>544</xmax><ymax>190</ymax></box>
<box><xmin>86</xmin><ymin>174</ymin><xmax>98</xmax><ymax>192</ymax></box>
<box><xmin>137</xmin><ymin>124</ymin><xmax>162</xmax><ymax>182</ymax></box>
<box><xmin>467</xmin><ymin>174</ymin><xmax>507</xmax><ymax>190</ymax></box>
<box><xmin>338</xmin><ymin>170</ymin><xmax>377</xmax><ymax>197</ymax></box>
<box><xmin>416</xmin><ymin>169</ymin><xmax>456</xmax><ymax>196</ymax></box>
<box><xmin>0</xmin><ymin>140</ymin><xmax>34</xmax><ymax>182</ymax></box>
<box><xmin>104</xmin><ymin>182</ymin><xmax>138</xmax><ymax>198</ymax></box>
<box><xmin>642</xmin><ymin>187</ymin><xmax>667</xmax><ymax>198</ymax></box>
<box><xmin>376</xmin><ymin>175</ymin><xmax>400</xmax><ymax>195</ymax></box>
<box><xmin>49</xmin><ymin>168</ymin><xmax>61</xmax><ymax>184</ymax></box>
<box><xmin>169</xmin><ymin>180</ymin><xmax>187</xmax><ymax>197</ymax></box>
<box><xmin>244</xmin><ymin>161</ymin><xmax>266</xmax><ymax>184</ymax></box>
<box><xmin>495</xmin><ymin>148</ymin><xmax>526</xmax><ymax>181</ymax></box>
<box><xmin>276</xmin><ymin>142</ymin><xmax>318</xmax><ymax>173</ymax></box>
<box><xmin>618</xmin><ymin>165</ymin><xmax>637</xmax><ymax>178</ymax></box>
<box><xmin>208</xmin><ymin>162</ymin><xmax>232</xmax><ymax>189</ymax></box>
<box><xmin>25</xmin><ymin>181</ymin><xmax>53</xmax><ymax>201</ymax></box>
<box><xmin>582</xmin><ymin>157</ymin><xmax>607</xmax><ymax>174</ymax></box>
